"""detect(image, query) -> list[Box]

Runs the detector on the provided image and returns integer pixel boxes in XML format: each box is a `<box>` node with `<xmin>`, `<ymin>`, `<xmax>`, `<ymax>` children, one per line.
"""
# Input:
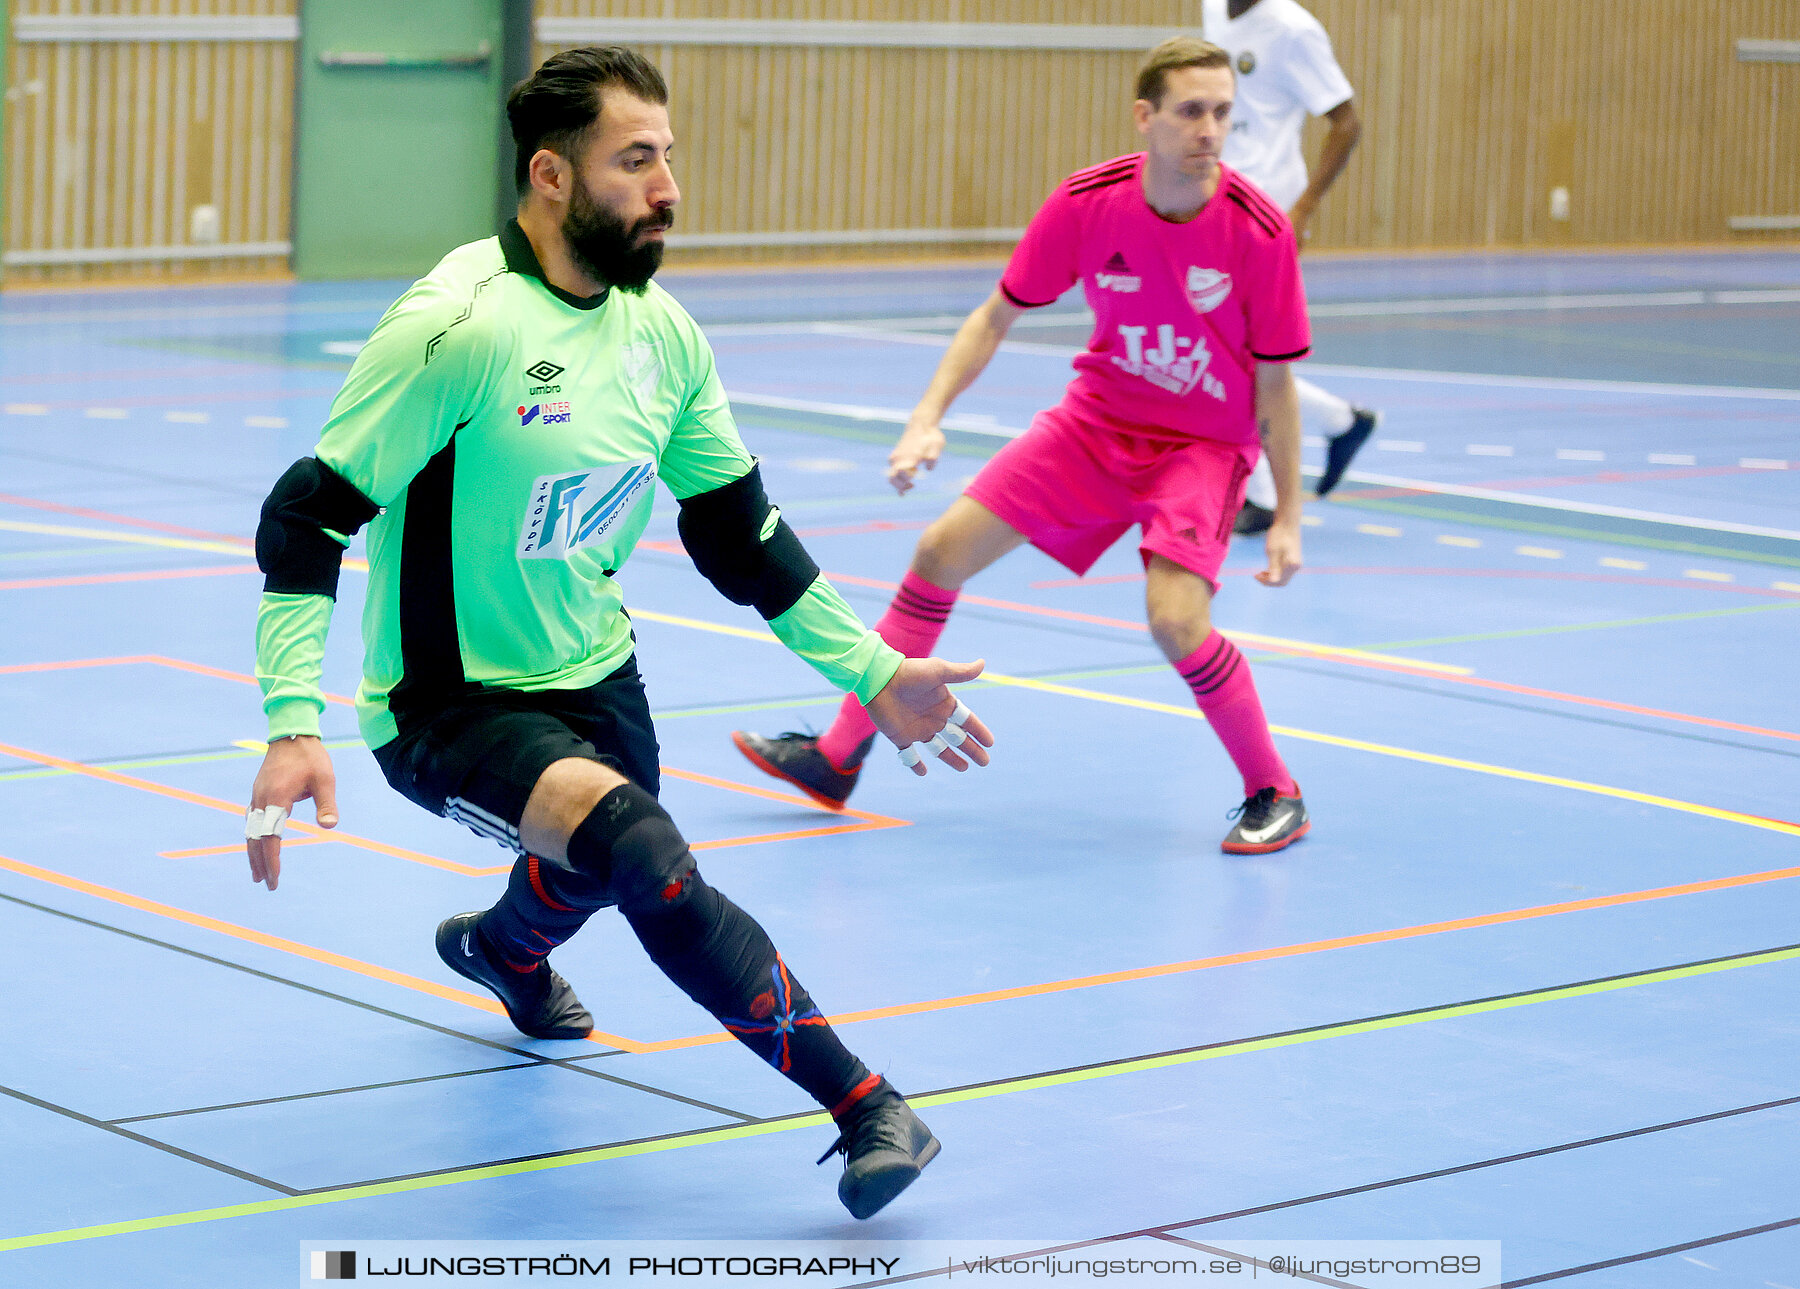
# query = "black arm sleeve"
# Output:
<box><xmin>675</xmin><ymin>463</ymin><xmax>820</xmax><ymax>620</ymax></box>
<box><xmin>255</xmin><ymin>457</ymin><xmax>381</xmax><ymax>599</ymax></box>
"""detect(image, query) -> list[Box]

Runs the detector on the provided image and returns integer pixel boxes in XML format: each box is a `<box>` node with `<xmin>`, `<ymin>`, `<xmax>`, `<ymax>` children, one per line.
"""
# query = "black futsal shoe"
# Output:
<box><xmin>1220</xmin><ymin>785</ymin><xmax>1311</xmax><ymax>855</ymax></box>
<box><xmin>818</xmin><ymin>1085</ymin><xmax>941</xmax><ymax>1220</ymax></box>
<box><xmin>435</xmin><ymin>912</ymin><xmax>594</xmax><ymax>1040</ymax></box>
<box><xmin>1232</xmin><ymin>499</ymin><xmax>1275</xmax><ymax>536</ymax></box>
<box><xmin>731</xmin><ymin>730</ymin><xmax>872</xmax><ymax>810</ymax></box>
<box><xmin>1315</xmin><ymin>407</ymin><xmax>1379</xmax><ymax>497</ymax></box>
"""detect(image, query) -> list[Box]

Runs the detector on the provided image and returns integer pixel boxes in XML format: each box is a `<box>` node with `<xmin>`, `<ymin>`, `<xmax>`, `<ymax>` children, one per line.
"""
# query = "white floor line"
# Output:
<box><xmin>1339</xmin><ymin>469</ymin><xmax>1800</xmax><ymax>540</ymax></box>
<box><xmin>1300</xmin><ymin>363</ymin><xmax>1800</xmax><ymax>402</ymax></box>
<box><xmin>718</xmin><ymin>320</ymin><xmax>1800</xmax><ymax>402</ymax></box>
<box><xmin>725</xmin><ymin>388</ymin><xmax>1025</xmax><ymax>436</ymax></box>
<box><xmin>713</xmin><ymin>286</ymin><xmax>1800</xmax><ymax>336</ymax></box>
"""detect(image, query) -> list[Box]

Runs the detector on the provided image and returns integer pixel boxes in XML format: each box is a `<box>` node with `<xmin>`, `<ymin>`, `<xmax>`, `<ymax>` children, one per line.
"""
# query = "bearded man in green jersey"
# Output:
<box><xmin>243</xmin><ymin>46</ymin><xmax>991</xmax><ymax>1220</ymax></box>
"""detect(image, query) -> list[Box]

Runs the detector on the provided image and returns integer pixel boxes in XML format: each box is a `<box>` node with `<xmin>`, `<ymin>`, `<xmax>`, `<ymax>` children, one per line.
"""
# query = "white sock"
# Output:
<box><xmin>1295</xmin><ymin>374</ymin><xmax>1355</xmax><ymax>437</ymax></box>
<box><xmin>1243</xmin><ymin>454</ymin><xmax>1277</xmax><ymax>509</ymax></box>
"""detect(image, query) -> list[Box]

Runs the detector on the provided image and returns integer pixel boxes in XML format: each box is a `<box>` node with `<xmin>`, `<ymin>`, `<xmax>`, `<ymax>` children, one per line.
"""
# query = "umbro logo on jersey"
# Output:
<box><xmin>1096</xmin><ymin>252</ymin><xmax>1141</xmax><ymax>293</ymax></box>
<box><xmin>519</xmin><ymin>401</ymin><xmax>571</xmax><ymax>426</ymax></box>
<box><xmin>525</xmin><ymin>358</ymin><xmax>565</xmax><ymax>396</ymax></box>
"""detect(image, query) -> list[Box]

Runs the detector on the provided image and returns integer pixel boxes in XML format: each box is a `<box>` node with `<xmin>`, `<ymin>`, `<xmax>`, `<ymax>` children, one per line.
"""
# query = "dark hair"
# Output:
<box><xmin>1135</xmin><ymin>36</ymin><xmax>1231</xmax><ymax>107</ymax></box>
<box><xmin>507</xmin><ymin>46</ymin><xmax>669</xmax><ymax>191</ymax></box>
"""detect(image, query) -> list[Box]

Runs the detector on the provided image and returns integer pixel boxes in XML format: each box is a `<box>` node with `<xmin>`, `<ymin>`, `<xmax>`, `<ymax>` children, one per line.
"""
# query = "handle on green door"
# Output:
<box><xmin>318</xmin><ymin>40</ymin><xmax>492</xmax><ymax>70</ymax></box>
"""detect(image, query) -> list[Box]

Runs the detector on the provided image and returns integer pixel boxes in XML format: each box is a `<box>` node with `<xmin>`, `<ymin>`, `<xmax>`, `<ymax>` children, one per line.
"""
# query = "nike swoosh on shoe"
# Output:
<box><xmin>1238</xmin><ymin>810</ymin><xmax>1294</xmax><ymax>843</ymax></box>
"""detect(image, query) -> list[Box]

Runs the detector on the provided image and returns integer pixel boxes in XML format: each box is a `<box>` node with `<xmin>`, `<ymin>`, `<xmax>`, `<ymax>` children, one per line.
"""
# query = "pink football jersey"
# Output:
<box><xmin>1000</xmin><ymin>154</ymin><xmax>1311</xmax><ymax>447</ymax></box>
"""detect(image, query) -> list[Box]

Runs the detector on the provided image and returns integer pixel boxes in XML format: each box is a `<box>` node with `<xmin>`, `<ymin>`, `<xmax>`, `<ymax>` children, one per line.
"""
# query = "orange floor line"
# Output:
<box><xmin>661</xmin><ymin>765</ymin><xmax>908</xmax><ymax>828</ymax></box>
<box><xmin>0</xmin><ymin>655</ymin><xmax>162</xmax><ymax>676</ymax></box>
<box><xmin>140</xmin><ymin>654</ymin><xmax>359</xmax><ymax>707</ymax></box>
<box><xmin>0</xmin><ymin>564</ymin><xmax>258</xmax><ymax>592</ymax></box>
<box><xmin>160</xmin><ymin>838</ymin><xmax>328</xmax><ymax>859</ymax></box>
<box><xmin>630</xmin><ymin>859</ymin><xmax>1800</xmax><ymax>1052</ymax></box>
<box><xmin>0</xmin><ymin>851</ymin><xmax>647</xmax><ymax>1053</ymax></box>
<box><xmin>690</xmin><ymin>821</ymin><xmax>903</xmax><ymax>852</ymax></box>
<box><xmin>0</xmin><ymin>739</ymin><xmax>502</xmax><ymax>877</ymax></box>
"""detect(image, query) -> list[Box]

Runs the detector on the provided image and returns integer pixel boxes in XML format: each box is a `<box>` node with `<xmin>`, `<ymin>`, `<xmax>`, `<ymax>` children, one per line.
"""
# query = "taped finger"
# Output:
<box><xmin>244</xmin><ymin>804</ymin><xmax>289</xmax><ymax>840</ymax></box>
<box><xmin>896</xmin><ymin>745</ymin><xmax>924</xmax><ymax>769</ymax></box>
<box><xmin>938</xmin><ymin>722</ymin><xmax>968</xmax><ymax>748</ymax></box>
<box><xmin>947</xmin><ymin>700</ymin><xmax>974</xmax><ymax>728</ymax></box>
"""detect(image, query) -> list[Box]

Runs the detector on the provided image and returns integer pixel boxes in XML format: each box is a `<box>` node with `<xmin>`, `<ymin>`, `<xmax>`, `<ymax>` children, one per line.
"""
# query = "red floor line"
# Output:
<box><xmin>819</xmin><ymin>571</ymin><xmax>1800</xmax><ymax>741</ymax></box>
<box><xmin>0</xmin><ymin>492</ymin><xmax>255</xmax><ymax>545</ymax></box>
<box><xmin>4</xmin><ymin>386</ymin><xmax>340</xmax><ymax>411</ymax></box>
<box><xmin>789</xmin><ymin>519</ymin><xmax>933</xmax><ymax>539</ymax></box>
<box><xmin>1339</xmin><ymin>463</ymin><xmax>1784</xmax><ymax>499</ymax></box>
<box><xmin>1033</xmin><ymin>567</ymin><xmax>1800</xmax><ymax>597</ymax></box>
<box><xmin>1</xmin><ymin>364</ymin><xmax>267</xmax><ymax>386</ymax></box>
<box><xmin>0</xmin><ymin>654</ymin><xmax>358</xmax><ymax>707</ymax></box>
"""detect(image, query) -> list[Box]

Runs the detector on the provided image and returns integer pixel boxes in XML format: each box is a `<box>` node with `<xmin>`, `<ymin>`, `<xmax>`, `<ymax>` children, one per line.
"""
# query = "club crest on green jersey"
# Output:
<box><xmin>620</xmin><ymin>342</ymin><xmax>663</xmax><ymax>398</ymax></box>
<box><xmin>519</xmin><ymin>460</ymin><xmax>657</xmax><ymax>560</ymax></box>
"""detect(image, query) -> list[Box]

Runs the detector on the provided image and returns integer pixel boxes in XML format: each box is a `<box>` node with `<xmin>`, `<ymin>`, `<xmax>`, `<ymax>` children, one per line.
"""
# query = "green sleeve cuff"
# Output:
<box><xmin>767</xmin><ymin>578</ymin><xmax>903</xmax><ymax>704</ymax></box>
<box><xmin>264</xmin><ymin>697</ymin><xmax>324</xmax><ymax>741</ymax></box>
<box><xmin>256</xmin><ymin>592</ymin><xmax>333</xmax><ymax>740</ymax></box>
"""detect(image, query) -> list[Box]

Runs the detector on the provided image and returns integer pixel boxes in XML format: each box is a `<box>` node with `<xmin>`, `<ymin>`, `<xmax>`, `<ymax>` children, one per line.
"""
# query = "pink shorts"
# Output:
<box><xmin>964</xmin><ymin>402</ymin><xmax>1255</xmax><ymax>591</ymax></box>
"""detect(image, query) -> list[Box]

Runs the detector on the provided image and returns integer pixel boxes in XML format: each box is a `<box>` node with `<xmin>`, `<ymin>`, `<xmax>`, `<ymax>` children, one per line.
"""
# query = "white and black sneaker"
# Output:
<box><xmin>1315</xmin><ymin>407</ymin><xmax>1378</xmax><ymax>497</ymax></box>
<box><xmin>1232</xmin><ymin>499</ymin><xmax>1276</xmax><ymax>536</ymax></box>
<box><xmin>1221</xmin><ymin>785</ymin><xmax>1310</xmax><ymax>855</ymax></box>
<box><xmin>435</xmin><ymin>912</ymin><xmax>594</xmax><ymax>1040</ymax></box>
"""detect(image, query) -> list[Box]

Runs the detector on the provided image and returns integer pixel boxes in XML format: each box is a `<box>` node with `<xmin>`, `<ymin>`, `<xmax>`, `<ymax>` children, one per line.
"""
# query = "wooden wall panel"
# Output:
<box><xmin>539</xmin><ymin>0</ymin><xmax>1800</xmax><ymax>261</ymax></box>
<box><xmin>2</xmin><ymin>2</ymin><xmax>1794</xmax><ymax>285</ymax></box>
<box><xmin>4</xmin><ymin>0</ymin><xmax>295</xmax><ymax>285</ymax></box>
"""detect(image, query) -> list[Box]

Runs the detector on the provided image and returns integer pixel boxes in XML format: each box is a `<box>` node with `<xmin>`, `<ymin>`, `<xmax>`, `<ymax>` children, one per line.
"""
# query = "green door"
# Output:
<box><xmin>294</xmin><ymin>0</ymin><xmax>505</xmax><ymax>279</ymax></box>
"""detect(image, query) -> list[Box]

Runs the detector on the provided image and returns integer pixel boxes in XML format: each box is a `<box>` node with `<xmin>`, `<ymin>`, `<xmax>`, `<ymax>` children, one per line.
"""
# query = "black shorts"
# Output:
<box><xmin>370</xmin><ymin>656</ymin><xmax>660</xmax><ymax>853</ymax></box>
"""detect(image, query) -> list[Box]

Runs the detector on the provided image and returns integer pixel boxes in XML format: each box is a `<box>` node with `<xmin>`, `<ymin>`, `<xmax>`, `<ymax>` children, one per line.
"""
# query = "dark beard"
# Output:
<box><xmin>563</xmin><ymin>183</ymin><xmax>671</xmax><ymax>294</ymax></box>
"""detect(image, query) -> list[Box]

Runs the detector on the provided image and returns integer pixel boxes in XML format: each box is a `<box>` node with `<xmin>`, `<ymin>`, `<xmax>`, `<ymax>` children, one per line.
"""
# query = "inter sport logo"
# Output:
<box><xmin>518</xmin><ymin>460</ymin><xmax>658</xmax><ymax>560</ymax></box>
<box><xmin>518</xmin><ymin>401</ymin><xmax>571</xmax><ymax>426</ymax></box>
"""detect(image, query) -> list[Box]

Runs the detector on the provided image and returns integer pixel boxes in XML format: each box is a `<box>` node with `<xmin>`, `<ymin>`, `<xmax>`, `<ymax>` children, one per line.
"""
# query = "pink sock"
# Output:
<box><xmin>818</xmin><ymin>570</ymin><xmax>959</xmax><ymax>769</ymax></box>
<box><xmin>1176</xmin><ymin>631</ymin><xmax>1297</xmax><ymax>799</ymax></box>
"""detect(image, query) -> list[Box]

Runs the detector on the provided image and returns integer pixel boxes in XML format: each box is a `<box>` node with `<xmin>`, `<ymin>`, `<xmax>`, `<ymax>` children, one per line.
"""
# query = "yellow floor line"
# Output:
<box><xmin>628</xmin><ymin>603</ymin><xmax>1799</xmax><ymax>842</ymax></box>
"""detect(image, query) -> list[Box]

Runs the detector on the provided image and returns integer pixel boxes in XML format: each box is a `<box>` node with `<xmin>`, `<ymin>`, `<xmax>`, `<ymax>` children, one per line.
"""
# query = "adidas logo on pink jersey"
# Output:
<box><xmin>1095</xmin><ymin>250</ymin><xmax>1141</xmax><ymax>294</ymax></box>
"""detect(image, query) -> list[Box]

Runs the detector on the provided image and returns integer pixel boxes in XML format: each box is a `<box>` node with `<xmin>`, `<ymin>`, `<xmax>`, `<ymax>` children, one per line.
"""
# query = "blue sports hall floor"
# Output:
<box><xmin>2</xmin><ymin>247</ymin><xmax>1798</xmax><ymax>1287</ymax></box>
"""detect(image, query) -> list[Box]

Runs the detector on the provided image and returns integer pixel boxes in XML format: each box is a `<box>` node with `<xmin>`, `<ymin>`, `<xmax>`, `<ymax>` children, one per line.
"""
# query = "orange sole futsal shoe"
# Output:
<box><xmin>731</xmin><ymin>730</ymin><xmax>871</xmax><ymax>810</ymax></box>
<box><xmin>1221</xmin><ymin>785</ymin><xmax>1310</xmax><ymax>855</ymax></box>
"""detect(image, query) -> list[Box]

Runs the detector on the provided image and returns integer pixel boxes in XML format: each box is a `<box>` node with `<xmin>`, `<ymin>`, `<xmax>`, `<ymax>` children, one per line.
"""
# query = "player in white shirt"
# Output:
<box><xmin>1203</xmin><ymin>0</ymin><xmax>1378</xmax><ymax>533</ymax></box>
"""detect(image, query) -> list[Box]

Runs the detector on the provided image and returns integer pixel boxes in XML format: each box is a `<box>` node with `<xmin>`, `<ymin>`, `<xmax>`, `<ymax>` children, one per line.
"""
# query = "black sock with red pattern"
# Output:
<box><xmin>575</xmin><ymin>783</ymin><xmax>879</xmax><ymax>1115</ymax></box>
<box><xmin>477</xmin><ymin>853</ymin><xmax>608</xmax><ymax>977</ymax></box>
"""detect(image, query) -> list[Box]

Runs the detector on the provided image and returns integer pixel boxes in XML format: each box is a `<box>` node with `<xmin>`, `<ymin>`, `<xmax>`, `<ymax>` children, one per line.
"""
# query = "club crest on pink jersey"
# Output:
<box><xmin>1185</xmin><ymin>267</ymin><xmax>1233</xmax><ymax>313</ymax></box>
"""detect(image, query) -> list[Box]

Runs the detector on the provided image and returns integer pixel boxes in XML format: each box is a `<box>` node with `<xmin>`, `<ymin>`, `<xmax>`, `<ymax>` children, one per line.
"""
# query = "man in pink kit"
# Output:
<box><xmin>736</xmin><ymin>37</ymin><xmax>1313</xmax><ymax>854</ymax></box>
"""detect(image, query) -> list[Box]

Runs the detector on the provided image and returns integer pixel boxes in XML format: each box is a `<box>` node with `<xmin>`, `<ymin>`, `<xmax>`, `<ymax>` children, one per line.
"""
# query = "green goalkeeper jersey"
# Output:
<box><xmin>257</xmin><ymin>222</ymin><xmax>900</xmax><ymax>748</ymax></box>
